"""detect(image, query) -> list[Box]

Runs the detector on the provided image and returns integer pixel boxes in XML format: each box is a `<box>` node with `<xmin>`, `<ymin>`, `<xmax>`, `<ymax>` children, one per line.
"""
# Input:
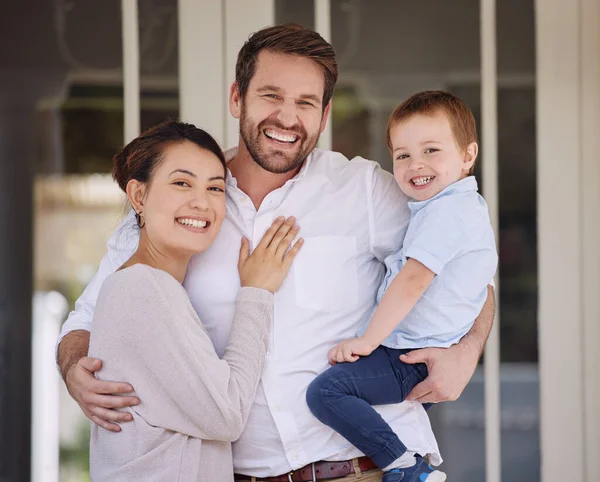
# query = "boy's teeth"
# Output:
<box><xmin>264</xmin><ymin>129</ymin><xmax>298</xmax><ymax>143</ymax></box>
<box><xmin>413</xmin><ymin>176</ymin><xmax>434</xmax><ymax>186</ymax></box>
<box><xmin>177</xmin><ymin>218</ymin><xmax>207</xmax><ymax>228</ymax></box>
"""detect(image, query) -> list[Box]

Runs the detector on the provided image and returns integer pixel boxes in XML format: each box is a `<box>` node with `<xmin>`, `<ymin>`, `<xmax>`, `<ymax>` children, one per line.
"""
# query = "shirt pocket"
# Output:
<box><xmin>293</xmin><ymin>236</ymin><xmax>358</xmax><ymax>313</ymax></box>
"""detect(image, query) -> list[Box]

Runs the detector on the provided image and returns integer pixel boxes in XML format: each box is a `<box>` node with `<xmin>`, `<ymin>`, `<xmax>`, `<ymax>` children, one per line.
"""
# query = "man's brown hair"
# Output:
<box><xmin>386</xmin><ymin>91</ymin><xmax>478</xmax><ymax>173</ymax></box>
<box><xmin>235</xmin><ymin>23</ymin><xmax>338</xmax><ymax>109</ymax></box>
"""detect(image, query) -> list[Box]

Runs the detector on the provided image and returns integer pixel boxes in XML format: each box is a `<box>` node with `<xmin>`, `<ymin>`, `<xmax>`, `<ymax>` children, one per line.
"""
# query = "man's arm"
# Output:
<box><xmin>403</xmin><ymin>285</ymin><xmax>495</xmax><ymax>403</ymax></box>
<box><xmin>58</xmin><ymin>330</ymin><xmax>139</xmax><ymax>432</ymax></box>
<box><xmin>58</xmin><ymin>330</ymin><xmax>90</xmax><ymax>381</ymax></box>
<box><xmin>57</xmin><ymin>211</ymin><xmax>140</xmax><ymax>431</ymax></box>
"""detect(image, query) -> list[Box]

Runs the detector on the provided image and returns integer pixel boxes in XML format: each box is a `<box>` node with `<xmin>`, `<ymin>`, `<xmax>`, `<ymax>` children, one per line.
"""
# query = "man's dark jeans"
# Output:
<box><xmin>306</xmin><ymin>346</ymin><xmax>429</xmax><ymax>469</ymax></box>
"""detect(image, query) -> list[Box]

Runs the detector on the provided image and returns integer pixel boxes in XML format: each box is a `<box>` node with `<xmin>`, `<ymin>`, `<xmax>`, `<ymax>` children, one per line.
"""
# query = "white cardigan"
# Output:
<box><xmin>88</xmin><ymin>264</ymin><xmax>273</xmax><ymax>482</ymax></box>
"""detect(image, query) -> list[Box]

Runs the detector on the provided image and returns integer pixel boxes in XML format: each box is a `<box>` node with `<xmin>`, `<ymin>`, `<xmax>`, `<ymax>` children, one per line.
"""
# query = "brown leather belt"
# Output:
<box><xmin>234</xmin><ymin>456</ymin><xmax>377</xmax><ymax>482</ymax></box>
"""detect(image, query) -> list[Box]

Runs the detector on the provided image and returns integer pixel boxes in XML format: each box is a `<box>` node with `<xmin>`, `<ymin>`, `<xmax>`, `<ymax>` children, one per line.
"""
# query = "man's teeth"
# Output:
<box><xmin>264</xmin><ymin>129</ymin><xmax>298</xmax><ymax>143</ymax></box>
<box><xmin>177</xmin><ymin>218</ymin><xmax>207</xmax><ymax>228</ymax></box>
<box><xmin>412</xmin><ymin>176</ymin><xmax>434</xmax><ymax>186</ymax></box>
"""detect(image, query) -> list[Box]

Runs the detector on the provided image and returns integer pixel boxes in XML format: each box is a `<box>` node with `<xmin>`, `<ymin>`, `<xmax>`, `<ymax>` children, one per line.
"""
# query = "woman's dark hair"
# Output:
<box><xmin>112</xmin><ymin>120</ymin><xmax>226</xmax><ymax>192</ymax></box>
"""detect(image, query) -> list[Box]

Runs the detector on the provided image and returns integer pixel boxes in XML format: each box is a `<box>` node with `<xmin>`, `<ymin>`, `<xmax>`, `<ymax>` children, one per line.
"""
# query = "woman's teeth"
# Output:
<box><xmin>177</xmin><ymin>218</ymin><xmax>207</xmax><ymax>228</ymax></box>
<box><xmin>264</xmin><ymin>129</ymin><xmax>298</xmax><ymax>143</ymax></box>
<box><xmin>412</xmin><ymin>176</ymin><xmax>434</xmax><ymax>186</ymax></box>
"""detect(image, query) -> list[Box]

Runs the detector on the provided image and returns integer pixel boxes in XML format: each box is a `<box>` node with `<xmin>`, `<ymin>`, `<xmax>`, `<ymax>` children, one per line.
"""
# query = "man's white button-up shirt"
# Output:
<box><xmin>59</xmin><ymin>148</ymin><xmax>442</xmax><ymax>476</ymax></box>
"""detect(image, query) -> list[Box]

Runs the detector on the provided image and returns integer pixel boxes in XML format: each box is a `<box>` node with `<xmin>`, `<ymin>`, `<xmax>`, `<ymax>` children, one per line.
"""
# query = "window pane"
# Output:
<box><xmin>497</xmin><ymin>0</ymin><xmax>539</xmax><ymax>480</ymax></box>
<box><xmin>275</xmin><ymin>0</ymin><xmax>315</xmax><ymax>29</ymax></box>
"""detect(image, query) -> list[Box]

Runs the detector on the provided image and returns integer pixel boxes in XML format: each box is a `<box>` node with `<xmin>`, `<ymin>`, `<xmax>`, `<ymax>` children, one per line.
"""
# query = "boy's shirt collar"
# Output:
<box><xmin>408</xmin><ymin>175</ymin><xmax>478</xmax><ymax>214</ymax></box>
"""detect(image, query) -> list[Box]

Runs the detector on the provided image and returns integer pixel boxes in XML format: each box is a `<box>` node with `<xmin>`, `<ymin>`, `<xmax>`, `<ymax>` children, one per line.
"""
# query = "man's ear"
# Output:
<box><xmin>319</xmin><ymin>102</ymin><xmax>332</xmax><ymax>134</ymax></box>
<box><xmin>125</xmin><ymin>179</ymin><xmax>146</xmax><ymax>214</ymax></box>
<box><xmin>463</xmin><ymin>141</ymin><xmax>479</xmax><ymax>172</ymax></box>
<box><xmin>229</xmin><ymin>82</ymin><xmax>242</xmax><ymax>119</ymax></box>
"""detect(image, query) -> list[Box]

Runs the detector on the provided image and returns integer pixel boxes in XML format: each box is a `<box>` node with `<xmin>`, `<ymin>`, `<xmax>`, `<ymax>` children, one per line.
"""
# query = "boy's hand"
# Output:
<box><xmin>328</xmin><ymin>337</ymin><xmax>377</xmax><ymax>365</ymax></box>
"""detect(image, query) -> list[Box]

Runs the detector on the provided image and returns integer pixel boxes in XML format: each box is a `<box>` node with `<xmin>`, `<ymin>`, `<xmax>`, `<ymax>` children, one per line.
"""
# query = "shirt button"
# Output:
<box><xmin>292</xmin><ymin>454</ymin><xmax>298</xmax><ymax>461</ymax></box>
<box><xmin>274</xmin><ymin>404</ymin><xmax>281</xmax><ymax>411</ymax></box>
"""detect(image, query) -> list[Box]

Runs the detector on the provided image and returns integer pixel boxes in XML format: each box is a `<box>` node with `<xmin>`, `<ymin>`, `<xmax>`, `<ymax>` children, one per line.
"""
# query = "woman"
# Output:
<box><xmin>88</xmin><ymin>120</ymin><xmax>302</xmax><ymax>481</ymax></box>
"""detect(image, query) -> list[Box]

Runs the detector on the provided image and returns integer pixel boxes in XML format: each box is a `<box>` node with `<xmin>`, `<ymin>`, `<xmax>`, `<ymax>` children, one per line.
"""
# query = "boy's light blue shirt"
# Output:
<box><xmin>358</xmin><ymin>176</ymin><xmax>498</xmax><ymax>349</ymax></box>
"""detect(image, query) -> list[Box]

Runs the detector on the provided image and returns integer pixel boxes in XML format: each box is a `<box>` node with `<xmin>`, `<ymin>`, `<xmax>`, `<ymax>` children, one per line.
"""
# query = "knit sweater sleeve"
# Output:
<box><xmin>92</xmin><ymin>265</ymin><xmax>273</xmax><ymax>441</ymax></box>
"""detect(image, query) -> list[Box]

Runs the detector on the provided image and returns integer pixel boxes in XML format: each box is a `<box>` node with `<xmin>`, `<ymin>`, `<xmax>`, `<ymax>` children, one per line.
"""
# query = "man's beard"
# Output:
<box><xmin>239</xmin><ymin>107</ymin><xmax>320</xmax><ymax>175</ymax></box>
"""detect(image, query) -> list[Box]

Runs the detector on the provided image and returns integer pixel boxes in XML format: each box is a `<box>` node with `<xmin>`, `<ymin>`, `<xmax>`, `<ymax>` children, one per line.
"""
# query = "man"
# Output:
<box><xmin>58</xmin><ymin>24</ymin><xmax>494</xmax><ymax>481</ymax></box>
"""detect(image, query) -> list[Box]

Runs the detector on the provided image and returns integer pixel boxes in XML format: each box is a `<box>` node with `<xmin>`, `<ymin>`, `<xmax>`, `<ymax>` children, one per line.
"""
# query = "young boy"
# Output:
<box><xmin>306</xmin><ymin>91</ymin><xmax>498</xmax><ymax>482</ymax></box>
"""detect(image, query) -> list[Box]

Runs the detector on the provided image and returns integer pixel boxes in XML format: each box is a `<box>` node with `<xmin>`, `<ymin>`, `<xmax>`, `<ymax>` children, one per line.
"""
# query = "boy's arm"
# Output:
<box><xmin>403</xmin><ymin>285</ymin><xmax>495</xmax><ymax>403</ymax></box>
<box><xmin>362</xmin><ymin>258</ymin><xmax>434</xmax><ymax>348</ymax></box>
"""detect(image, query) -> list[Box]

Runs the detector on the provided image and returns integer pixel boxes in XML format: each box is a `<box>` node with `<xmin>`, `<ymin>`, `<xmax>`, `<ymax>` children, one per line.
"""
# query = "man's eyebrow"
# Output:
<box><xmin>257</xmin><ymin>85</ymin><xmax>283</xmax><ymax>93</ymax></box>
<box><xmin>170</xmin><ymin>169</ymin><xmax>196</xmax><ymax>177</ymax></box>
<box><xmin>257</xmin><ymin>86</ymin><xmax>321</xmax><ymax>104</ymax></box>
<box><xmin>208</xmin><ymin>176</ymin><xmax>226</xmax><ymax>181</ymax></box>
<box><xmin>299</xmin><ymin>94</ymin><xmax>321</xmax><ymax>104</ymax></box>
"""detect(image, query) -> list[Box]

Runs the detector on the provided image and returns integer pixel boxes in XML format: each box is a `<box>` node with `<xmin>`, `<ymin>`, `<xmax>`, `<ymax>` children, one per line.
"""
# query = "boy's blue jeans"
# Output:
<box><xmin>306</xmin><ymin>346</ymin><xmax>429</xmax><ymax>469</ymax></box>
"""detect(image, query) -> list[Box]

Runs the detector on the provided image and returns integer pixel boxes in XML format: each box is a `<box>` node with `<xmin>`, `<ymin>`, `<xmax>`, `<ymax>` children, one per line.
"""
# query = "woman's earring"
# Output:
<box><xmin>135</xmin><ymin>211</ymin><xmax>146</xmax><ymax>228</ymax></box>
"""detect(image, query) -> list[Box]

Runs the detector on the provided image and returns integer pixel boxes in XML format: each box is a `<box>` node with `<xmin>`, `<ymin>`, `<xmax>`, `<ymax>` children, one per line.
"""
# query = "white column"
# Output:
<box><xmin>315</xmin><ymin>0</ymin><xmax>332</xmax><ymax>151</ymax></box>
<box><xmin>224</xmin><ymin>0</ymin><xmax>275</xmax><ymax>148</ymax></box>
<box><xmin>480</xmin><ymin>1</ymin><xmax>501</xmax><ymax>481</ymax></box>
<box><xmin>179</xmin><ymin>0</ymin><xmax>226</xmax><ymax>145</ymax></box>
<box><xmin>581</xmin><ymin>0</ymin><xmax>600</xmax><ymax>480</ymax></box>
<box><xmin>536</xmin><ymin>0</ymin><xmax>585</xmax><ymax>480</ymax></box>
<box><xmin>31</xmin><ymin>292</ymin><xmax>68</xmax><ymax>482</ymax></box>
<box><xmin>122</xmin><ymin>0</ymin><xmax>140</xmax><ymax>142</ymax></box>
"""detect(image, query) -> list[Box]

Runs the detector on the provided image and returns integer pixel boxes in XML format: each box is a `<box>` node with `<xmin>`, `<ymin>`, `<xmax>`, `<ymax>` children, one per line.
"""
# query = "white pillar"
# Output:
<box><xmin>122</xmin><ymin>0</ymin><xmax>140</xmax><ymax>142</ymax></box>
<box><xmin>224</xmin><ymin>0</ymin><xmax>275</xmax><ymax>148</ymax></box>
<box><xmin>31</xmin><ymin>292</ymin><xmax>67</xmax><ymax>482</ymax></box>
<box><xmin>581</xmin><ymin>0</ymin><xmax>600</xmax><ymax>480</ymax></box>
<box><xmin>480</xmin><ymin>1</ymin><xmax>501</xmax><ymax>482</ymax></box>
<box><xmin>315</xmin><ymin>0</ymin><xmax>332</xmax><ymax>151</ymax></box>
<box><xmin>536</xmin><ymin>0</ymin><xmax>596</xmax><ymax>479</ymax></box>
<box><xmin>179</xmin><ymin>0</ymin><xmax>226</xmax><ymax>145</ymax></box>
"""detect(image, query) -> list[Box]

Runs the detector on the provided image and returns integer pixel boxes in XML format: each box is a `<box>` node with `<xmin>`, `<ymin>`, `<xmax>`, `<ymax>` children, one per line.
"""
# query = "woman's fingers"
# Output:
<box><xmin>283</xmin><ymin>238</ymin><xmax>304</xmax><ymax>267</ymax></box>
<box><xmin>255</xmin><ymin>216</ymin><xmax>286</xmax><ymax>251</ymax></box>
<box><xmin>267</xmin><ymin>217</ymin><xmax>296</xmax><ymax>253</ymax></box>
<box><xmin>275</xmin><ymin>224</ymin><xmax>300</xmax><ymax>259</ymax></box>
<box><xmin>238</xmin><ymin>237</ymin><xmax>249</xmax><ymax>270</ymax></box>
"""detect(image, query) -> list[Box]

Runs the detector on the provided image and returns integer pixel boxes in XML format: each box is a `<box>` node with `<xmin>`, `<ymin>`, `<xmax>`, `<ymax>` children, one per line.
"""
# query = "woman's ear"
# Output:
<box><xmin>463</xmin><ymin>141</ymin><xmax>479</xmax><ymax>172</ymax></box>
<box><xmin>125</xmin><ymin>179</ymin><xmax>146</xmax><ymax>214</ymax></box>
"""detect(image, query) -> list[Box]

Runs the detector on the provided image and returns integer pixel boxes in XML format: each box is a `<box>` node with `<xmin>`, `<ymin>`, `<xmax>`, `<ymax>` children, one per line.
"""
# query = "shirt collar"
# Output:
<box><xmin>222</xmin><ymin>146</ymin><xmax>315</xmax><ymax>189</ymax></box>
<box><xmin>408</xmin><ymin>175</ymin><xmax>478</xmax><ymax>213</ymax></box>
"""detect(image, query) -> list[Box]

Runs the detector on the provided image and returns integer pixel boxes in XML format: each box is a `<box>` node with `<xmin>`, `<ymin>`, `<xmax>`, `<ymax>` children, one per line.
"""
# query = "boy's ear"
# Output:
<box><xmin>463</xmin><ymin>142</ymin><xmax>479</xmax><ymax>172</ymax></box>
